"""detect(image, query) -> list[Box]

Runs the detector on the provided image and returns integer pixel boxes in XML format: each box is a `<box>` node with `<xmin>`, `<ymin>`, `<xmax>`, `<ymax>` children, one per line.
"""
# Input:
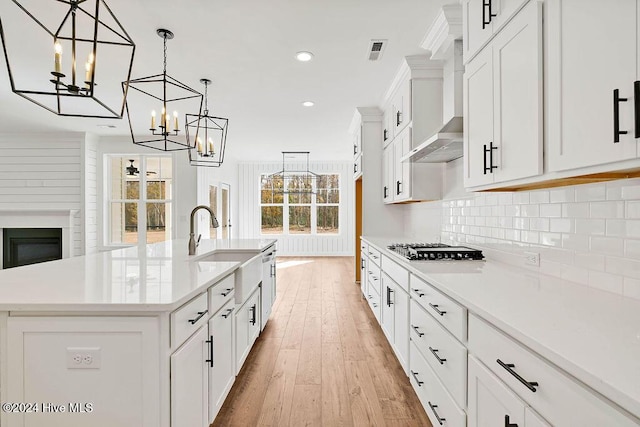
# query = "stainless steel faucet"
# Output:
<box><xmin>189</xmin><ymin>205</ymin><xmax>219</xmax><ymax>255</ymax></box>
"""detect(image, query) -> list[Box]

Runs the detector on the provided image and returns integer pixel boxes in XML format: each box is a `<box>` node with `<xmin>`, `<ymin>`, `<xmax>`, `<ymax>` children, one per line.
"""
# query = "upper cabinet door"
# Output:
<box><xmin>491</xmin><ymin>0</ymin><xmax>529</xmax><ymax>30</ymax></box>
<box><xmin>464</xmin><ymin>46</ymin><xmax>495</xmax><ymax>187</ymax></box>
<box><xmin>546</xmin><ymin>0</ymin><xmax>637</xmax><ymax>172</ymax></box>
<box><xmin>463</xmin><ymin>0</ymin><xmax>494</xmax><ymax>63</ymax></box>
<box><xmin>493</xmin><ymin>0</ymin><xmax>543</xmax><ymax>182</ymax></box>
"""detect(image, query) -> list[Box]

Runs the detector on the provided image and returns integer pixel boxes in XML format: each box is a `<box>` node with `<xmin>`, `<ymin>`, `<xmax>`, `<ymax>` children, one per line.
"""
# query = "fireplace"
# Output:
<box><xmin>2</xmin><ymin>228</ymin><xmax>63</xmax><ymax>269</ymax></box>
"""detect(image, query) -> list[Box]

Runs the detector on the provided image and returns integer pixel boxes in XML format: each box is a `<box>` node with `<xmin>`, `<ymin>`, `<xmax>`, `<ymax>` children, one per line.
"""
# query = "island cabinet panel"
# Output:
<box><xmin>5</xmin><ymin>316</ymin><xmax>160</xmax><ymax>427</ymax></box>
<box><xmin>209</xmin><ymin>298</ymin><xmax>236</xmax><ymax>421</ymax></box>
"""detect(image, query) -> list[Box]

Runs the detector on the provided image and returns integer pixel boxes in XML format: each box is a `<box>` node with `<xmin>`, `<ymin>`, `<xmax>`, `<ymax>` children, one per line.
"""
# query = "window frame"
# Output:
<box><xmin>259</xmin><ymin>172</ymin><xmax>341</xmax><ymax>236</ymax></box>
<box><xmin>106</xmin><ymin>154</ymin><xmax>175</xmax><ymax>247</ymax></box>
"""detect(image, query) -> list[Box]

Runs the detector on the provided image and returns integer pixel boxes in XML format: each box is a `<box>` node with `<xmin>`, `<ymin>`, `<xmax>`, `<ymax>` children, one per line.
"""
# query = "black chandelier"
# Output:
<box><xmin>266</xmin><ymin>152</ymin><xmax>319</xmax><ymax>195</ymax></box>
<box><xmin>0</xmin><ymin>0</ymin><xmax>135</xmax><ymax>118</ymax></box>
<box><xmin>187</xmin><ymin>79</ymin><xmax>229</xmax><ymax>167</ymax></box>
<box><xmin>124</xmin><ymin>28</ymin><xmax>202</xmax><ymax>152</ymax></box>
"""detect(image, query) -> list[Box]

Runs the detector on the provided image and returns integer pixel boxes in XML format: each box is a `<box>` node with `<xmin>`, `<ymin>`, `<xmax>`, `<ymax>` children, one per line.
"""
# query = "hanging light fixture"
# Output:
<box><xmin>266</xmin><ymin>152</ymin><xmax>319</xmax><ymax>195</ymax></box>
<box><xmin>124</xmin><ymin>29</ymin><xmax>202</xmax><ymax>151</ymax></box>
<box><xmin>186</xmin><ymin>79</ymin><xmax>229</xmax><ymax>167</ymax></box>
<box><xmin>125</xmin><ymin>159</ymin><xmax>139</xmax><ymax>176</ymax></box>
<box><xmin>0</xmin><ymin>0</ymin><xmax>135</xmax><ymax>118</ymax></box>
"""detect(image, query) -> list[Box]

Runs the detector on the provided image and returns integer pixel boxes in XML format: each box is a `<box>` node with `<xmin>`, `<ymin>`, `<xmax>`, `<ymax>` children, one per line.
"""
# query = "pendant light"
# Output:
<box><xmin>0</xmin><ymin>0</ymin><xmax>135</xmax><ymax>118</ymax></box>
<box><xmin>187</xmin><ymin>79</ymin><xmax>229</xmax><ymax>167</ymax></box>
<box><xmin>124</xmin><ymin>29</ymin><xmax>202</xmax><ymax>151</ymax></box>
<box><xmin>266</xmin><ymin>152</ymin><xmax>318</xmax><ymax>195</ymax></box>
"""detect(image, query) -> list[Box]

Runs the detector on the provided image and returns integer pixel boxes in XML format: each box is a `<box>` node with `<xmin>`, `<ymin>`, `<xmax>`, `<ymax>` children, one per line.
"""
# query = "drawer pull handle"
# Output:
<box><xmin>412</xmin><ymin>288</ymin><xmax>425</xmax><ymax>297</ymax></box>
<box><xmin>205</xmin><ymin>336</ymin><xmax>214</xmax><ymax>367</ymax></box>
<box><xmin>250</xmin><ymin>304</ymin><xmax>257</xmax><ymax>325</ymax></box>
<box><xmin>505</xmin><ymin>414</ymin><xmax>518</xmax><ymax>427</ymax></box>
<box><xmin>429</xmin><ymin>303</ymin><xmax>447</xmax><ymax>316</ymax></box>
<box><xmin>220</xmin><ymin>288</ymin><xmax>233</xmax><ymax>297</ymax></box>
<box><xmin>372</xmin><ymin>277</ymin><xmax>379</xmax><ymax>281</ymax></box>
<box><xmin>635</xmin><ymin>81</ymin><xmax>640</xmax><ymax>138</ymax></box>
<box><xmin>386</xmin><ymin>286</ymin><xmax>394</xmax><ymax>307</ymax></box>
<box><xmin>221</xmin><ymin>308</ymin><xmax>234</xmax><ymax>319</ymax></box>
<box><xmin>410</xmin><ymin>370</ymin><xmax>424</xmax><ymax>386</ymax></box>
<box><xmin>428</xmin><ymin>401</ymin><xmax>446</xmax><ymax>425</ymax></box>
<box><xmin>497</xmin><ymin>359</ymin><xmax>539</xmax><ymax>392</ymax></box>
<box><xmin>429</xmin><ymin>347</ymin><xmax>447</xmax><ymax>365</ymax></box>
<box><xmin>188</xmin><ymin>310</ymin><xmax>208</xmax><ymax>324</ymax></box>
<box><xmin>372</xmin><ymin>303</ymin><xmax>378</xmax><ymax>308</ymax></box>
<box><xmin>411</xmin><ymin>325</ymin><xmax>424</xmax><ymax>337</ymax></box>
<box><xmin>614</xmin><ymin>88</ymin><xmax>629</xmax><ymax>143</ymax></box>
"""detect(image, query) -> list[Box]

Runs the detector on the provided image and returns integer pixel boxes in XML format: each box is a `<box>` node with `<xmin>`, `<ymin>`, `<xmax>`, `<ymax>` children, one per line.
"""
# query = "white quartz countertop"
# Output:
<box><xmin>0</xmin><ymin>239</ymin><xmax>276</xmax><ymax>312</ymax></box>
<box><xmin>363</xmin><ymin>236</ymin><xmax>640</xmax><ymax>421</ymax></box>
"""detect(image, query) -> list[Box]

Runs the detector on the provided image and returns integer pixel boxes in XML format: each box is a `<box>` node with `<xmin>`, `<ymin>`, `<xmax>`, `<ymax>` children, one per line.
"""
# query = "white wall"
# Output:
<box><xmin>82</xmin><ymin>134</ymin><xmax>99</xmax><ymax>254</ymax></box>
<box><xmin>196</xmin><ymin>158</ymin><xmax>240</xmax><ymax>239</ymax></box>
<box><xmin>403</xmin><ymin>158</ymin><xmax>640</xmax><ymax>299</ymax></box>
<box><xmin>237</xmin><ymin>161</ymin><xmax>354</xmax><ymax>256</ymax></box>
<box><xmin>0</xmin><ymin>132</ymin><xmax>85</xmax><ymax>255</ymax></box>
<box><xmin>96</xmin><ymin>137</ymin><xmax>197</xmax><ymax>248</ymax></box>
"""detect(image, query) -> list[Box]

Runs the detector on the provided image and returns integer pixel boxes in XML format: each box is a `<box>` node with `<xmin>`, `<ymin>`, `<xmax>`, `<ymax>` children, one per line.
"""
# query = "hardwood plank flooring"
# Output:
<box><xmin>212</xmin><ymin>257</ymin><xmax>431</xmax><ymax>427</ymax></box>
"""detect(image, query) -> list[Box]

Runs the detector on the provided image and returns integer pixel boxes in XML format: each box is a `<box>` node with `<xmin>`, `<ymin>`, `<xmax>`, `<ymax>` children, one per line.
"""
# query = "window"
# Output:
<box><xmin>108</xmin><ymin>156</ymin><xmax>173</xmax><ymax>245</ymax></box>
<box><xmin>260</xmin><ymin>173</ymin><xmax>339</xmax><ymax>235</ymax></box>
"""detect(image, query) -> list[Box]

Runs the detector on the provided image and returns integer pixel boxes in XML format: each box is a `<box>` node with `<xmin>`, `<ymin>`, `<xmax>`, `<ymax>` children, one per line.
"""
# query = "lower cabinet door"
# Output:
<box><xmin>393</xmin><ymin>287</ymin><xmax>410</xmax><ymax>374</ymax></box>
<box><xmin>381</xmin><ymin>276</ymin><xmax>395</xmax><ymax>343</ymax></box>
<box><xmin>171</xmin><ymin>326</ymin><xmax>209</xmax><ymax>427</ymax></box>
<box><xmin>209</xmin><ymin>299</ymin><xmax>236</xmax><ymax>422</ymax></box>
<box><xmin>468</xmin><ymin>355</ymin><xmax>526</xmax><ymax>427</ymax></box>
<box><xmin>235</xmin><ymin>288</ymin><xmax>261</xmax><ymax>374</ymax></box>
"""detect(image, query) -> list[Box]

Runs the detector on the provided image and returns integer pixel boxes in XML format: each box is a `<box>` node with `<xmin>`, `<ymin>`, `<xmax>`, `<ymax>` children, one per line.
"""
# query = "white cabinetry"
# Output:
<box><xmin>546</xmin><ymin>0</ymin><xmax>639</xmax><ymax>172</ymax></box>
<box><xmin>208</xmin><ymin>298</ymin><xmax>236</xmax><ymax>420</ymax></box>
<box><xmin>171</xmin><ymin>326</ymin><xmax>210</xmax><ymax>427</ymax></box>
<box><xmin>464</xmin><ymin>0</ymin><xmax>543</xmax><ymax>189</ymax></box>
<box><xmin>353</xmin><ymin>125</ymin><xmax>362</xmax><ymax>180</ymax></box>
<box><xmin>235</xmin><ymin>287</ymin><xmax>260</xmax><ymax>374</ymax></box>
<box><xmin>382</xmin><ymin>56</ymin><xmax>444</xmax><ymax>204</ymax></box>
<box><xmin>261</xmin><ymin>247</ymin><xmax>277</xmax><ymax>331</ymax></box>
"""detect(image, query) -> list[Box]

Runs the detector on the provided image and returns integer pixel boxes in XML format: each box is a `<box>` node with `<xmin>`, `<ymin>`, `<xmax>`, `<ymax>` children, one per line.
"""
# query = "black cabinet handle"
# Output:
<box><xmin>220</xmin><ymin>288</ymin><xmax>233</xmax><ymax>297</ymax></box>
<box><xmin>383</xmin><ymin>186</ymin><xmax>388</xmax><ymax>199</ymax></box>
<box><xmin>428</xmin><ymin>402</ymin><xmax>446</xmax><ymax>425</ymax></box>
<box><xmin>483</xmin><ymin>142</ymin><xmax>498</xmax><ymax>174</ymax></box>
<box><xmin>396</xmin><ymin>180</ymin><xmax>402</xmax><ymax>195</ymax></box>
<box><xmin>361</xmin><ymin>258</ymin><xmax>365</xmax><ymax>269</ymax></box>
<box><xmin>614</xmin><ymin>88</ymin><xmax>629</xmax><ymax>143</ymax></box>
<box><xmin>410</xmin><ymin>370</ymin><xmax>424</xmax><ymax>386</ymax></box>
<box><xmin>222</xmin><ymin>307</ymin><xmax>234</xmax><ymax>318</ymax></box>
<box><xmin>188</xmin><ymin>310</ymin><xmax>207</xmax><ymax>324</ymax></box>
<box><xmin>205</xmin><ymin>336</ymin><xmax>214</xmax><ymax>367</ymax></box>
<box><xmin>250</xmin><ymin>304</ymin><xmax>257</xmax><ymax>325</ymax></box>
<box><xmin>634</xmin><ymin>81</ymin><xmax>640</xmax><ymax>138</ymax></box>
<box><xmin>383</xmin><ymin>129</ymin><xmax>388</xmax><ymax>141</ymax></box>
<box><xmin>396</xmin><ymin>110</ymin><xmax>402</xmax><ymax>126</ymax></box>
<box><xmin>482</xmin><ymin>0</ymin><xmax>497</xmax><ymax>29</ymax></box>
<box><xmin>271</xmin><ymin>264</ymin><xmax>276</xmax><ymax>277</ymax></box>
<box><xmin>412</xmin><ymin>288</ymin><xmax>425</xmax><ymax>297</ymax></box>
<box><xmin>353</xmin><ymin>144</ymin><xmax>357</xmax><ymax>155</ymax></box>
<box><xmin>429</xmin><ymin>347</ymin><xmax>447</xmax><ymax>365</ymax></box>
<box><xmin>497</xmin><ymin>359</ymin><xmax>539</xmax><ymax>392</ymax></box>
<box><xmin>505</xmin><ymin>415</ymin><xmax>518</xmax><ymax>427</ymax></box>
<box><xmin>411</xmin><ymin>325</ymin><xmax>424</xmax><ymax>337</ymax></box>
<box><xmin>386</xmin><ymin>286</ymin><xmax>393</xmax><ymax>307</ymax></box>
<box><xmin>372</xmin><ymin>302</ymin><xmax>378</xmax><ymax>308</ymax></box>
<box><xmin>429</xmin><ymin>303</ymin><xmax>447</xmax><ymax>316</ymax></box>
<box><xmin>354</xmin><ymin>163</ymin><xmax>357</xmax><ymax>174</ymax></box>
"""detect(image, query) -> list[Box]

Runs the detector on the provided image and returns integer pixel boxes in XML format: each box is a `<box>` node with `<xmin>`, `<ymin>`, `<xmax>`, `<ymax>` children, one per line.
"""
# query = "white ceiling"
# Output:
<box><xmin>0</xmin><ymin>0</ymin><xmax>448</xmax><ymax>161</ymax></box>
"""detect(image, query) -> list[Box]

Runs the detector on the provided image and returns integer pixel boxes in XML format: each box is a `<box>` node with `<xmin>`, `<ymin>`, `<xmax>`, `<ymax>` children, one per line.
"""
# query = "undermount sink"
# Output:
<box><xmin>197</xmin><ymin>251</ymin><xmax>262</xmax><ymax>304</ymax></box>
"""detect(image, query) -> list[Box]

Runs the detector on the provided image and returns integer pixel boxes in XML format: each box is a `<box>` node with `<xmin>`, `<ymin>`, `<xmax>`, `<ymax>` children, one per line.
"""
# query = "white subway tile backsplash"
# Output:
<box><xmin>575</xmin><ymin>218</ymin><xmax>605</xmax><ymax>236</ymax></box>
<box><xmin>498</xmin><ymin>193</ymin><xmax>513</xmax><ymax>205</ymax></box>
<box><xmin>530</xmin><ymin>191</ymin><xmax>549</xmax><ymax>204</ymax></box>
<box><xmin>621</xmin><ymin>180</ymin><xmax>640</xmax><ymax>200</ymax></box>
<box><xmin>540</xmin><ymin>232</ymin><xmax>562</xmax><ymax>247</ymax></box>
<box><xmin>627</xmin><ymin>220</ymin><xmax>640</xmax><ymax>238</ymax></box>
<box><xmin>550</xmin><ymin>188</ymin><xmax>575</xmax><ymax>203</ymax></box>
<box><xmin>513</xmin><ymin>218</ymin><xmax>529</xmax><ymax>230</ymax></box>
<box><xmin>562</xmin><ymin>233</ymin><xmax>590</xmax><ymax>251</ymax></box>
<box><xmin>521</xmin><ymin>205</ymin><xmax>540</xmax><ymax>217</ymax></box>
<box><xmin>530</xmin><ymin>218</ymin><xmax>550</xmax><ymax>232</ymax></box>
<box><xmin>606</xmin><ymin>220</ymin><xmax>626</xmax><ymax>237</ymax></box>
<box><xmin>590</xmin><ymin>201</ymin><xmax>624</xmax><ymax>218</ymax></box>
<box><xmin>623</xmin><ymin>278</ymin><xmax>640</xmax><ymax>300</ymax></box>
<box><xmin>576</xmin><ymin>184</ymin><xmax>607</xmax><ymax>202</ymax></box>
<box><xmin>513</xmin><ymin>193</ymin><xmax>530</xmax><ymax>204</ymax></box>
<box><xmin>574</xmin><ymin>252</ymin><xmax>605</xmax><ymax>271</ymax></box>
<box><xmin>627</xmin><ymin>201</ymin><xmax>640</xmax><ymax>218</ymax></box>
<box><xmin>588</xmin><ymin>271</ymin><xmax>624</xmax><ymax>294</ymax></box>
<box><xmin>521</xmin><ymin>230</ymin><xmax>539</xmax><ymax>244</ymax></box>
<box><xmin>591</xmin><ymin>236</ymin><xmax>624</xmax><ymax>256</ymax></box>
<box><xmin>562</xmin><ymin>203</ymin><xmax>590</xmax><ymax>218</ymax></box>
<box><xmin>539</xmin><ymin>203</ymin><xmax>562</xmax><ymax>218</ymax></box>
<box><xmin>606</xmin><ymin>256</ymin><xmax>640</xmax><ymax>280</ymax></box>
<box><xmin>625</xmin><ymin>239</ymin><xmax>640</xmax><ymax>259</ymax></box>
<box><xmin>550</xmin><ymin>218</ymin><xmax>573</xmax><ymax>233</ymax></box>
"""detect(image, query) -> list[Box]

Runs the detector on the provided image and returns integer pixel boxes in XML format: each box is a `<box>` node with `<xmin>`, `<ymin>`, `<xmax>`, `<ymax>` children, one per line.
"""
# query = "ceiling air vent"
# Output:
<box><xmin>367</xmin><ymin>39</ymin><xmax>387</xmax><ymax>61</ymax></box>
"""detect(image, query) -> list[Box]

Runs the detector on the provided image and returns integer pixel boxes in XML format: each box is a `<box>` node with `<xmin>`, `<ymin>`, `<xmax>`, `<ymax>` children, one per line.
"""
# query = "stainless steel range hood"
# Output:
<box><xmin>404</xmin><ymin>6</ymin><xmax>463</xmax><ymax>164</ymax></box>
<box><xmin>401</xmin><ymin>116</ymin><xmax>462</xmax><ymax>163</ymax></box>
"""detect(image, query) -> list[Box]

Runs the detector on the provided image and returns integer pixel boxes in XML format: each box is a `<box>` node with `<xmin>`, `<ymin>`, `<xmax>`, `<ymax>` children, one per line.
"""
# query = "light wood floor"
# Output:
<box><xmin>212</xmin><ymin>257</ymin><xmax>432</xmax><ymax>427</ymax></box>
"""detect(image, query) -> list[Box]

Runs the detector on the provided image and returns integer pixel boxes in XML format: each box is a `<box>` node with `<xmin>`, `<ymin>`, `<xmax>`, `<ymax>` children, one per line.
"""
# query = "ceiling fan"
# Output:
<box><xmin>125</xmin><ymin>159</ymin><xmax>157</xmax><ymax>177</ymax></box>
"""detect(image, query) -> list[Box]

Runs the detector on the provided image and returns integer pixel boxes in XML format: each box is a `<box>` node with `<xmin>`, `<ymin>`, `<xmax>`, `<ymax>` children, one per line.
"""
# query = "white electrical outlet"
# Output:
<box><xmin>66</xmin><ymin>347</ymin><xmax>101</xmax><ymax>369</ymax></box>
<box><xmin>524</xmin><ymin>251</ymin><xmax>540</xmax><ymax>267</ymax></box>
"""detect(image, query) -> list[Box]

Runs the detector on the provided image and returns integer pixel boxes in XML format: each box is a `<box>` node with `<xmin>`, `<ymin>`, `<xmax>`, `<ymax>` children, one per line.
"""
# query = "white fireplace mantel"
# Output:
<box><xmin>0</xmin><ymin>209</ymin><xmax>79</xmax><ymax>261</ymax></box>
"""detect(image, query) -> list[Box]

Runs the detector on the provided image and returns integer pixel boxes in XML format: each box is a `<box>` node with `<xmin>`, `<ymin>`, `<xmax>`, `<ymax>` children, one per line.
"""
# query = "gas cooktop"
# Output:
<box><xmin>387</xmin><ymin>243</ymin><xmax>484</xmax><ymax>261</ymax></box>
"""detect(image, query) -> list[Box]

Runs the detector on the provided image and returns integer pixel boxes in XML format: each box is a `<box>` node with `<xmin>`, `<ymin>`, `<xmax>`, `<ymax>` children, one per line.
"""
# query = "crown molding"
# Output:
<box><xmin>381</xmin><ymin>55</ymin><xmax>443</xmax><ymax>107</ymax></box>
<box><xmin>349</xmin><ymin>107</ymin><xmax>382</xmax><ymax>134</ymax></box>
<box><xmin>421</xmin><ymin>4</ymin><xmax>463</xmax><ymax>60</ymax></box>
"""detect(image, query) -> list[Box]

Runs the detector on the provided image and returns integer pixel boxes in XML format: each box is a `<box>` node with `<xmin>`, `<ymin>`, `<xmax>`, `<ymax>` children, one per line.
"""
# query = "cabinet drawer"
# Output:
<box><xmin>208</xmin><ymin>274</ymin><xmax>235</xmax><ymax>316</ymax></box>
<box><xmin>381</xmin><ymin>255</ymin><xmax>409</xmax><ymax>293</ymax></box>
<box><xmin>367</xmin><ymin>262</ymin><xmax>381</xmax><ymax>296</ymax></box>
<box><xmin>410</xmin><ymin>341</ymin><xmax>466</xmax><ymax>427</ymax></box>
<box><xmin>469</xmin><ymin>314</ymin><xmax>639</xmax><ymax>427</ymax></box>
<box><xmin>171</xmin><ymin>292</ymin><xmax>209</xmax><ymax>348</ymax></box>
<box><xmin>410</xmin><ymin>299</ymin><xmax>467</xmax><ymax>408</ymax></box>
<box><xmin>367</xmin><ymin>247</ymin><xmax>382</xmax><ymax>267</ymax></box>
<box><xmin>410</xmin><ymin>274</ymin><xmax>467</xmax><ymax>342</ymax></box>
<box><xmin>366</xmin><ymin>290</ymin><xmax>381</xmax><ymax>323</ymax></box>
<box><xmin>353</xmin><ymin>155</ymin><xmax>362</xmax><ymax>179</ymax></box>
<box><xmin>360</xmin><ymin>240</ymin><xmax>368</xmax><ymax>254</ymax></box>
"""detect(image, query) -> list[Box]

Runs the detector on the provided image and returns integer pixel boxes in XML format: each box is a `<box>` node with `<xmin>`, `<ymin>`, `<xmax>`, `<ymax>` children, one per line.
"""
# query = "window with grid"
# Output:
<box><xmin>108</xmin><ymin>156</ymin><xmax>173</xmax><ymax>245</ymax></box>
<box><xmin>260</xmin><ymin>173</ymin><xmax>339</xmax><ymax>235</ymax></box>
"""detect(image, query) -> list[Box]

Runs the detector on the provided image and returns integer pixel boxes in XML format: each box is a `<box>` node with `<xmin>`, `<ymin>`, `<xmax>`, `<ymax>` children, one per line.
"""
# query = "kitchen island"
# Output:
<box><xmin>0</xmin><ymin>238</ymin><xmax>276</xmax><ymax>427</ymax></box>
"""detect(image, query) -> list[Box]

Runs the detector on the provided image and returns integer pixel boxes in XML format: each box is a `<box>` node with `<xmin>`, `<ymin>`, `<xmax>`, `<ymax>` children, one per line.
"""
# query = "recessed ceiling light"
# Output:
<box><xmin>296</xmin><ymin>51</ymin><xmax>314</xmax><ymax>62</ymax></box>
<box><xmin>302</xmin><ymin>101</ymin><xmax>315</xmax><ymax>107</ymax></box>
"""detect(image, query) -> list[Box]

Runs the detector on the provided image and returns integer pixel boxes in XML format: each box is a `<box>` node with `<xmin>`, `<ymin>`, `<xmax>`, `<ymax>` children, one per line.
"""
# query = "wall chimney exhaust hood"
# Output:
<box><xmin>403</xmin><ymin>5</ymin><xmax>463</xmax><ymax>164</ymax></box>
